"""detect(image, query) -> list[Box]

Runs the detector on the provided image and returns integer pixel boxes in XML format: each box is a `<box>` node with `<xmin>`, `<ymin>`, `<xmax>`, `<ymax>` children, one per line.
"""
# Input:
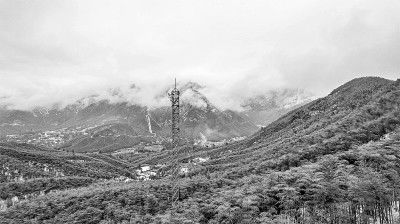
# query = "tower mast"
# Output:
<box><xmin>169</xmin><ymin>78</ymin><xmax>180</xmax><ymax>148</ymax></box>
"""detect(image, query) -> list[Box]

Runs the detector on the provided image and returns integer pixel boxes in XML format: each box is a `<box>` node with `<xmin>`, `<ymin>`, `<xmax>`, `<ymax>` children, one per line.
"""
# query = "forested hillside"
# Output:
<box><xmin>1</xmin><ymin>77</ymin><xmax>400</xmax><ymax>224</ymax></box>
<box><xmin>0</xmin><ymin>143</ymin><xmax>137</xmax><ymax>181</ymax></box>
<box><xmin>0</xmin><ymin>142</ymin><xmax>138</xmax><ymax>215</ymax></box>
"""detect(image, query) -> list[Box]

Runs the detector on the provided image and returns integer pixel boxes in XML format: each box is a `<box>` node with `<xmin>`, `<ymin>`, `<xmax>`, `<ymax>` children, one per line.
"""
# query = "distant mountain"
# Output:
<box><xmin>0</xmin><ymin>82</ymin><xmax>258</xmax><ymax>152</ymax></box>
<box><xmin>0</xmin><ymin>97</ymin><xmax>148</xmax><ymax>135</ymax></box>
<box><xmin>241</xmin><ymin>88</ymin><xmax>314</xmax><ymax>126</ymax></box>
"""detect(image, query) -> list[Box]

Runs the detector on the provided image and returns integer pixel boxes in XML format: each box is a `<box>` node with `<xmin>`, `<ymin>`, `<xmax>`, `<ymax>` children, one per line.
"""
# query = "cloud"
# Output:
<box><xmin>0</xmin><ymin>0</ymin><xmax>399</xmax><ymax>110</ymax></box>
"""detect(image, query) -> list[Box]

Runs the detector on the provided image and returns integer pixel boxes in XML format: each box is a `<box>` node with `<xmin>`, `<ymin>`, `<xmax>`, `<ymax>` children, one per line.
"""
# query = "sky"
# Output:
<box><xmin>0</xmin><ymin>0</ymin><xmax>399</xmax><ymax>110</ymax></box>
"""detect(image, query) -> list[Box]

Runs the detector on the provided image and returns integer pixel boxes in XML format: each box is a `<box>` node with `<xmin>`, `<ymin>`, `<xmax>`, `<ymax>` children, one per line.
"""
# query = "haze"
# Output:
<box><xmin>0</xmin><ymin>0</ymin><xmax>399</xmax><ymax>110</ymax></box>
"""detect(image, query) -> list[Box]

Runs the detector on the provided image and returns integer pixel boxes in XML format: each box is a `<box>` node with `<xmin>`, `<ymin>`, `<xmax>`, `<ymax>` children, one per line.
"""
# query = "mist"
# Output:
<box><xmin>0</xmin><ymin>0</ymin><xmax>399</xmax><ymax>110</ymax></box>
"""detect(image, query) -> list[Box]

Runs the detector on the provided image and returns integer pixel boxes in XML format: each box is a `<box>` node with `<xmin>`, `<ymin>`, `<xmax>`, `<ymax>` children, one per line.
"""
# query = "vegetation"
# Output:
<box><xmin>0</xmin><ymin>143</ymin><xmax>137</xmax><ymax>181</ymax></box>
<box><xmin>0</xmin><ymin>177</ymin><xmax>95</xmax><ymax>200</ymax></box>
<box><xmin>1</xmin><ymin>131</ymin><xmax>400</xmax><ymax>223</ymax></box>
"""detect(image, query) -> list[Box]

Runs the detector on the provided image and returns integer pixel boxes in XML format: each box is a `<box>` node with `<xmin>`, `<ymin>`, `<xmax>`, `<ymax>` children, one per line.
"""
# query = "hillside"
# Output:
<box><xmin>0</xmin><ymin>143</ymin><xmax>137</xmax><ymax>181</ymax></box>
<box><xmin>0</xmin><ymin>142</ymin><xmax>141</xmax><ymax>213</ymax></box>
<box><xmin>1</xmin><ymin>77</ymin><xmax>400</xmax><ymax>223</ymax></box>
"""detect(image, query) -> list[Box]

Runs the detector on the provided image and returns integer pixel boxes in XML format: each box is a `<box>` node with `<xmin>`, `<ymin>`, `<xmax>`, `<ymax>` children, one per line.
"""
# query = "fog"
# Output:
<box><xmin>0</xmin><ymin>0</ymin><xmax>399</xmax><ymax>110</ymax></box>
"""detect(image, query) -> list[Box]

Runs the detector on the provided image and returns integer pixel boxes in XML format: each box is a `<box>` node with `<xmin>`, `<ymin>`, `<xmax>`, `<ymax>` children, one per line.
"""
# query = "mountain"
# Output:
<box><xmin>241</xmin><ymin>88</ymin><xmax>315</xmax><ymax>126</ymax></box>
<box><xmin>0</xmin><ymin>82</ymin><xmax>258</xmax><ymax>152</ymax></box>
<box><xmin>2</xmin><ymin>77</ymin><xmax>400</xmax><ymax>223</ymax></box>
<box><xmin>0</xmin><ymin>98</ymin><xmax>148</xmax><ymax>136</ymax></box>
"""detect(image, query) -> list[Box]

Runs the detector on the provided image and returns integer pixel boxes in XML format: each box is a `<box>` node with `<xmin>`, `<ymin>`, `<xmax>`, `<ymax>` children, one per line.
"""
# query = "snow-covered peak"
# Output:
<box><xmin>242</xmin><ymin>88</ymin><xmax>315</xmax><ymax>111</ymax></box>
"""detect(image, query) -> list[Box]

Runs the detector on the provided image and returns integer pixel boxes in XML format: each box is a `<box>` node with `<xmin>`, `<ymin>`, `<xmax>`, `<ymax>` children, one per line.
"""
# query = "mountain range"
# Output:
<box><xmin>2</xmin><ymin>81</ymin><xmax>305</xmax><ymax>152</ymax></box>
<box><xmin>1</xmin><ymin>77</ymin><xmax>400</xmax><ymax>223</ymax></box>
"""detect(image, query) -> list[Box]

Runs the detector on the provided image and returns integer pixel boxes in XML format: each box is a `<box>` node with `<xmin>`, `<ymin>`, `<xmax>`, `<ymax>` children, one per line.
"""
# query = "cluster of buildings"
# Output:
<box><xmin>2</xmin><ymin>126</ymin><xmax>93</xmax><ymax>148</ymax></box>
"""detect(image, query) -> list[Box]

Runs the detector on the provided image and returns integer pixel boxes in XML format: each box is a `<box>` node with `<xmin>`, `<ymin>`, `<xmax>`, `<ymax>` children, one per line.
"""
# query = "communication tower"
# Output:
<box><xmin>169</xmin><ymin>78</ymin><xmax>180</xmax><ymax>148</ymax></box>
<box><xmin>168</xmin><ymin>78</ymin><xmax>182</xmax><ymax>203</ymax></box>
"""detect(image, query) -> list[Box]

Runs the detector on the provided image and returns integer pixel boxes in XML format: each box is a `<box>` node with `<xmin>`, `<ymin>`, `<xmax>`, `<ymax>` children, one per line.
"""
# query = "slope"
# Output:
<box><xmin>0</xmin><ymin>142</ymin><xmax>140</xmax><ymax>204</ymax></box>
<box><xmin>0</xmin><ymin>143</ymin><xmax>138</xmax><ymax>181</ymax></box>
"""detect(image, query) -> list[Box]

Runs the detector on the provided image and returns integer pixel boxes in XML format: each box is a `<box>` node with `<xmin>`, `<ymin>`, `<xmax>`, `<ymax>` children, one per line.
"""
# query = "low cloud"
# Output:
<box><xmin>0</xmin><ymin>0</ymin><xmax>399</xmax><ymax>110</ymax></box>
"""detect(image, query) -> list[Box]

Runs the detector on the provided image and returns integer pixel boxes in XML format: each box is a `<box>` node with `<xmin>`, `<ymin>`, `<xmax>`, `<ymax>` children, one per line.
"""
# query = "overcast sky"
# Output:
<box><xmin>0</xmin><ymin>0</ymin><xmax>399</xmax><ymax>110</ymax></box>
